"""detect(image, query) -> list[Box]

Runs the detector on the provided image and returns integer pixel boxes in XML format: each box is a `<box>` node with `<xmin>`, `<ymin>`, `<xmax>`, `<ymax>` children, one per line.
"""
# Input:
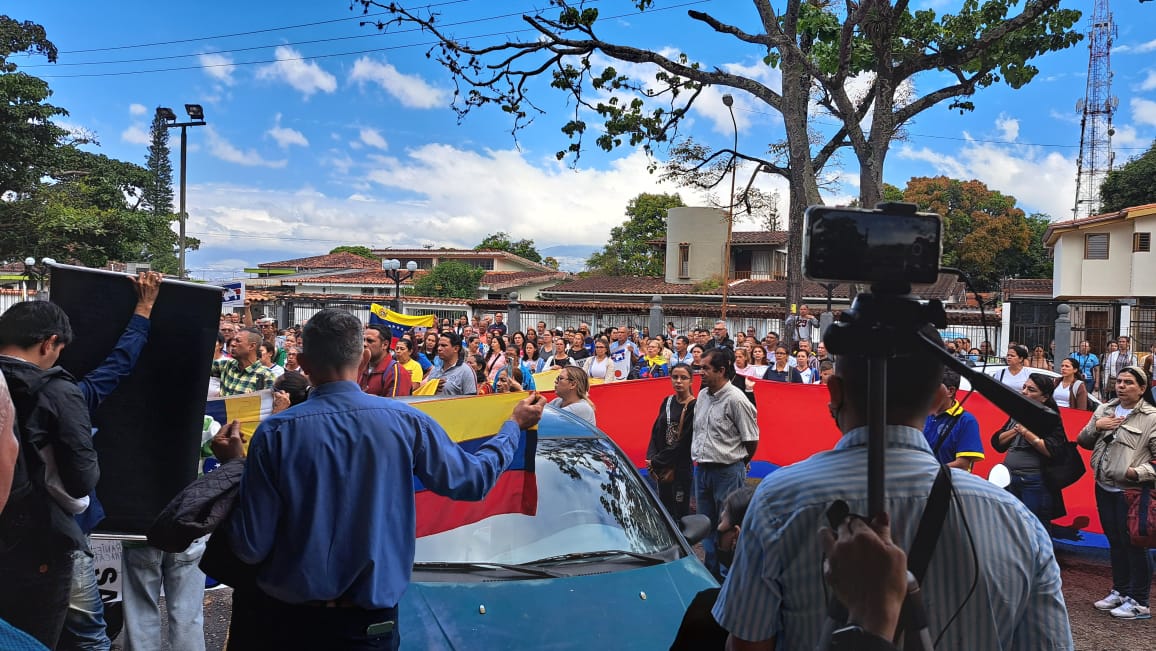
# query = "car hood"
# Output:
<box><xmin>400</xmin><ymin>556</ymin><xmax>717</xmax><ymax>649</ymax></box>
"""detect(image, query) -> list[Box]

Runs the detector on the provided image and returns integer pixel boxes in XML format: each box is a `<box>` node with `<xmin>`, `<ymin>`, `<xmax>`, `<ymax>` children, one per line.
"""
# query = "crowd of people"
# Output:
<box><xmin>4</xmin><ymin>289</ymin><xmax>1156</xmax><ymax>649</ymax></box>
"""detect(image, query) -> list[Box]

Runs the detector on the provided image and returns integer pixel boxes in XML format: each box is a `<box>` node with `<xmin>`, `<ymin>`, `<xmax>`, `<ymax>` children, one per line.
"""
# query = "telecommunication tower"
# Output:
<box><xmin>1072</xmin><ymin>0</ymin><xmax>1118</xmax><ymax>220</ymax></box>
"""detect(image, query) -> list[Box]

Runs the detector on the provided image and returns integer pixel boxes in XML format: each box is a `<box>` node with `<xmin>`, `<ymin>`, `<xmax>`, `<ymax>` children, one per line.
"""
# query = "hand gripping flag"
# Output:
<box><xmin>369</xmin><ymin>304</ymin><xmax>435</xmax><ymax>341</ymax></box>
<box><xmin>409</xmin><ymin>393</ymin><xmax>538</xmax><ymax>537</ymax></box>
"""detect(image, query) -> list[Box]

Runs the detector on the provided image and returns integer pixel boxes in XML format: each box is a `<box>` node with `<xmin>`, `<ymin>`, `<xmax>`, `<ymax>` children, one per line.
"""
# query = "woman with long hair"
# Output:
<box><xmin>1054</xmin><ymin>357</ymin><xmax>1088</xmax><ymax>410</ymax></box>
<box><xmin>690</xmin><ymin>344</ymin><xmax>705</xmax><ymax>374</ymax></box>
<box><xmin>582</xmin><ymin>338</ymin><xmax>614</xmax><ymax>380</ymax></box>
<box><xmin>1078</xmin><ymin>366</ymin><xmax>1156</xmax><ymax>620</ymax></box>
<box><xmin>510</xmin><ymin>331</ymin><xmax>526</xmax><ymax>358</ymax></box>
<box><xmin>646</xmin><ymin>363</ymin><xmax>695</xmax><ymax>518</ymax></box>
<box><xmin>524</xmin><ymin>328</ymin><xmax>538</xmax><ymax>348</ymax></box>
<box><xmin>749</xmin><ymin>344</ymin><xmax>768</xmax><ymax>370</ymax></box>
<box><xmin>794</xmin><ymin>351</ymin><xmax>816</xmax><ymax>384</ymax></box>
<box><xmin>523</xmin><ymin>340</ymin><xmax>543</xmax><ymax>374</ymax></box>
<box><xmin>483</xmin><ymin>335</ymin><xmax>508</xmax><ymax>383</ymax></box>
<box><xmin>763</xmin><ymin>346</ymin><xmax>802</xmax><ymax>383</ymax></box>
<box><xmin>990</xmin><ymin>373</ymin><xmax>1068</xmax><ymax>532</ymax></box>
<box><xmin>549</xmin><ymin>366</ymin><xmax>596</xmax><ymax>425</ymax></box>
<box><xmin>465</xmin><ymin>354</ymin><xmax>490</xmax><ymax>395</ymax></box>
<box><xmin>1027</xmin><ymin>344</ymin><xmax>1051</xmax><ymax>370</ymax></box>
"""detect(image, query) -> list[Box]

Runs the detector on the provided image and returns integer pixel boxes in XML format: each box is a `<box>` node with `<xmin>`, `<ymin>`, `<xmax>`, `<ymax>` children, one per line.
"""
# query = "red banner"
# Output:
<box><xmin>550</xmin><ymin>377</ymin><xmax>1102</xmax><ymax>534</ymax></box>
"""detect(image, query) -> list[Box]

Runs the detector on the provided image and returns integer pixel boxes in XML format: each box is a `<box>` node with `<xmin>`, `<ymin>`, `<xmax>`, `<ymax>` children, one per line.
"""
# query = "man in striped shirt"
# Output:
<box><xmin>713</xmin><ymin>328</ymin><xmax>1073</xmax><ymax>650</ymax></box>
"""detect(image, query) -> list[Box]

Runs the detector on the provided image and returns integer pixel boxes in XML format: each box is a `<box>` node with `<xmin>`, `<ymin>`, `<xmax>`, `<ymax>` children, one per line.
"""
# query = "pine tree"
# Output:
<box><xmin>143</xmin><ymin>112</ymin><xmax>173</xmax><ymax>215</ymax></box>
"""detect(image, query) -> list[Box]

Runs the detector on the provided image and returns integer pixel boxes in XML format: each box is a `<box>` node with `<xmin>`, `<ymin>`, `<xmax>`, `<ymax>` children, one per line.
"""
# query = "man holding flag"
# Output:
<box><xmin>212</xmin><ymin>308</ymin><xmax>544</xmax><ymax>650</ymax></box>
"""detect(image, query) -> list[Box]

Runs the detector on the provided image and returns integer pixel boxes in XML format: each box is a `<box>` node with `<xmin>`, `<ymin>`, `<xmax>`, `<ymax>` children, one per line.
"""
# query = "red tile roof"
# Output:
<box><xmin>1002</xmin><ymin>278</ymin><xmax>1053</xmax><ymax>298</ymax></box>
<box><xmin>543</xmin><ymin>273</ymin><xmax>964</xmax><ymax>302</ymax></box>
<box><xmin>283</xmin><ymin>269</ymin><xmax>565</xmax><ymax>288</ymax></box>
<box><xmin>1043</xmin><ymin>202</ymin><xmax>1156</xmax><ymax>246</ymax></box>
<box><xmin>371</xmin><ymin>248</ymin><xmax>559</xmax><ymax>274</ymax></box>
<box><xmin>650</xmin><ymin>231</ymin><xmax>788</xmax><ymax>246</ymax></box>
<box><xmin>258</xmin><ymin>252</ymin><xmax>381</xmax><ymax>270</ymax></box>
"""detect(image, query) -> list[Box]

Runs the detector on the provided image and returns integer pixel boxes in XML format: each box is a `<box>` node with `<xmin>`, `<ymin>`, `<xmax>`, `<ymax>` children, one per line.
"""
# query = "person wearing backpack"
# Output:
<box><xmin>0</xmin><ymin>301</ymin><xmax>98</xmax><ymax>648</ymax></box>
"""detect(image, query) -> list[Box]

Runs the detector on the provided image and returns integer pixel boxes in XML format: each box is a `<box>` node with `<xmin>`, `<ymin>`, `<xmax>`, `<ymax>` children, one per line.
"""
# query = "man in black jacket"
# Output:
<box><xmin>0</xmin><ymin>300</ymin><xmax>98</xmax><ymax>648</ymax></box>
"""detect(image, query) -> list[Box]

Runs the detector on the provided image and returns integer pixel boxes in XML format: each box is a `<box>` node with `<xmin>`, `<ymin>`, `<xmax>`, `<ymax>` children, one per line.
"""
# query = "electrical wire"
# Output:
<box><xmin>35</xmin><ymin>0</ymin><xmax>712</xmax><ymax>79</ymax></box>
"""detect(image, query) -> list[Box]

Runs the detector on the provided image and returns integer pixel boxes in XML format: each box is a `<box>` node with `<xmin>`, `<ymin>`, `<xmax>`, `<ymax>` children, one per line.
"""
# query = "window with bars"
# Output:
<box><xmin>1084</xmin><ymin>233</ymin><xmax>1109</xmax><ymax>260</ymax></box>
<box><xmin>1134</xmin><ymin>232</ymin><xmax>1151</xmax><ymax>253</ymax></box>
<box><xmin>678</xmin><ymin>244</ymin><xmax>690</xmax><ymax>278</ymax></box>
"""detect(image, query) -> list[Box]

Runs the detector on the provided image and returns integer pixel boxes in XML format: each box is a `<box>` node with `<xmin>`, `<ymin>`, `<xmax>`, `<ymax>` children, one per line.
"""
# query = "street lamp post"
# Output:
<box><xmin>156</xmin><ymin>104</ymin><xmax>206</xmax><ymax>279</ymax></box>
<box><xmin>720</xmin><ymin>93</ymin><xmax>739</xmax><ymax>323</ymax></box>
<box><xmin>383</xmin><ymin>259</ymin><xmax>418</xmax><ymax>313</ymax></box>
<box><xmin>23</xmin><ymin>256</ymin><xmax>57</xmax><ymax>300</ymax></box>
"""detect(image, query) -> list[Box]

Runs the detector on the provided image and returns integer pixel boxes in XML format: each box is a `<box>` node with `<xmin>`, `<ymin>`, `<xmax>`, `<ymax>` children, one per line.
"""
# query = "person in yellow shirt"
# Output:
<box><xmin>394</xmin><ymin>337</ymin><xmax>424</xmax><ymax>384</ymax></box>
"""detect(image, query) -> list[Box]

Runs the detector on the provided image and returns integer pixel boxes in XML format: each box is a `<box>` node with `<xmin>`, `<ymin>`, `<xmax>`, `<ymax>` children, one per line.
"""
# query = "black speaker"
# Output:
<box><xmin>50</xmin><ymin>264</ymin><xmax>222</xmax><ymax>534</ymax></box>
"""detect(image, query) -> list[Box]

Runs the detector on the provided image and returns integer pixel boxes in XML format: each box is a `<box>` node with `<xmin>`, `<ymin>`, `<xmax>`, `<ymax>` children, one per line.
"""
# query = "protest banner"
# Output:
<box><xmin>220</xmin><ymin>281</ymin><xmax>244</xmax><ymax>311</ymax></box>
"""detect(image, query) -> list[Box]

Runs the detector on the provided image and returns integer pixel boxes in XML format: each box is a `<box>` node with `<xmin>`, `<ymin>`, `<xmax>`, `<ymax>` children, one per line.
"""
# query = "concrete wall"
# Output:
<box><xmin>1056</xmin><ymin>216</ymin><xmax>1156</xmax><ymax>298</ymax></box>
<box><xmin>665</xmin><ymin>207</ymin><xmax>727</xmax><ymax>283</ymax></box>
<box><xmin>1130</xmin><ymin>214</ymin><xmax>1156</xmax><ymax>296</ymax></box>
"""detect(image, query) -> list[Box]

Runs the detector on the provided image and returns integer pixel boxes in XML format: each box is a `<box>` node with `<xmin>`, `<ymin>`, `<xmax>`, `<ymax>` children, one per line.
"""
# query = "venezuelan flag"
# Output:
<box><xmin>409</xmin><ymin>393</ymin><xmax>538</xmax><ymax>537</ymax></box>
<box><xmin>204</xmin><ymin>389</ymin><xmax>273</xmax><ymax>455</ymax></box>
<box><xmin>369</xmin><ymin>304</ymin><xmax>435</xmax><ymax>341</ymax></box>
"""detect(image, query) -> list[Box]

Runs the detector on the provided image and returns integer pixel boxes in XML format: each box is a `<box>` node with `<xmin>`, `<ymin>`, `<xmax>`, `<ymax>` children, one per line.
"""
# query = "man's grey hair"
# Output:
<box><xmin>302</xmin><ymin>309</ymin><xmax>364</xmax><ymax>371</ymax></box>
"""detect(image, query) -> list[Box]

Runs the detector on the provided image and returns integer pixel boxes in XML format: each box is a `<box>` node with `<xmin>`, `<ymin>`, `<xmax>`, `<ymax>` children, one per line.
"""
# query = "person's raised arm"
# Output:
<box><xmin>242</xmin><ymin>298</ymin><xmax>254</xmax><ymax>327</ymax></box>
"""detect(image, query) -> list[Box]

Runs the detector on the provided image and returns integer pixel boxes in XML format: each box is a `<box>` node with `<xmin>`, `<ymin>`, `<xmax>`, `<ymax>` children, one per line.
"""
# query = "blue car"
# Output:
<box><xmin>401</xmin><ymin>402</ymin><xmax>718</xmax><ymax>649</ymax></box>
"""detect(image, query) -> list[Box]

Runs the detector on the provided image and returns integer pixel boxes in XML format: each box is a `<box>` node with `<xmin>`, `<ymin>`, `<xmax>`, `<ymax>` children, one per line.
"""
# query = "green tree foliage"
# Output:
<box><xmin>586</xmin><ymin>192</ymin><xmax>685</xmax><ymax>276</ymax></box>
<box><xmin>413</xmin><ymin>260</ymin><xmax>485</xmax><ymax>298</ymax></box>
<box><xmin>136</xmin><ymin>111</ymin><xmax>186</xmax><ymax>275</ymax></box>
<box><xmin>0</xmin><ymin>16</ymin><xmax>194</xmax><ymax>270</ymax></box>
<box><xmin>1099</xmin><ymin>140</ymin><xmax>1156</xmax><ymax>214</ymax></box>
<box><xmin>366</xmin><ymin>0</ymin><xmax>1082</xmax><ymax>310</ymax></box>
<box><xmin>0</xmin><ymin>16</ymin><xmax>67</xmax><ymax>197</ymax></box>
<box><xmin>898</xmin><ymin>176</ymin><xmax>1035</xmax><ymax>291</ymax></box>
<box><xmin>474</xmin><ymin>232</ymin><xmax>542</xmax><ymax>263</ymax></box>
<box><xmin>329</xmin><ymin>245</ymin><xmax>378</xmax><ymax>260</ymax></box>
<box><xmin>542</xmin><ymin>256</ymin><xmax>560</xmax><ymax>270</ymax></box>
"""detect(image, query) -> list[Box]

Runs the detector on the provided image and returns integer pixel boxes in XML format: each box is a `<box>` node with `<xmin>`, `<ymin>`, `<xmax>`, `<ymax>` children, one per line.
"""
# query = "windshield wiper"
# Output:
<box><xmin>413</xmin><ymin>561</ymin><xmax>561</xmax><ymax>579</ymax></box>
<box><xmin>523</xmin><ymin>549</ymin><xmax>668</xmax><ymax>566</ymax></box>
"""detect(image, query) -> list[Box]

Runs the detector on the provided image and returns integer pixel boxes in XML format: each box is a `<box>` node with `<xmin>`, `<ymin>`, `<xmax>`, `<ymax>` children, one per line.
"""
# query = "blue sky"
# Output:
<box><xmin>8</xmin><ymin>1</ymin><xmax>1156</xmax><ymax>278</ymax></box>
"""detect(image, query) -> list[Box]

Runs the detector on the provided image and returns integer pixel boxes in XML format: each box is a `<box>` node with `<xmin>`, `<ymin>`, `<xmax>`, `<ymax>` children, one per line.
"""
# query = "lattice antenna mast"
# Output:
<box><xmin>1072</xmin><ymin>0</ymin><xmax>1119</xmax><ymax>220</ymax></box>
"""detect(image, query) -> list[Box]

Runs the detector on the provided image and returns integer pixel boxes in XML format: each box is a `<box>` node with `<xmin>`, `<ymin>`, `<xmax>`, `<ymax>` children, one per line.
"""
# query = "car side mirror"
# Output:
<box><xmin>679</xmin><ymin>514</ymin><xmax>712</xmax><ymax>546</ymax></box>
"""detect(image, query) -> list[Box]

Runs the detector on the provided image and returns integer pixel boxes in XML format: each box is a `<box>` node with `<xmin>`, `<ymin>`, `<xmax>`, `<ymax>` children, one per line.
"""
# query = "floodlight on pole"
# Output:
<box><xmin>157</xmin><ymin>103</ymin><xmax>207</xmax><ymax>279</ymax></box>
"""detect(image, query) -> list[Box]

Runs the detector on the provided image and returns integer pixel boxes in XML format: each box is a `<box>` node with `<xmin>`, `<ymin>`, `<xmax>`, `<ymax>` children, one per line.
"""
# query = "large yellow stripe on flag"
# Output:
<box><xmin>370</xmin><ymin>303</ymin><xmax>435</xmax><ymax>328</ymax></box>
<box><xmin>412</xmin><ymin>379</ymin><xmax>439</xmax><ymax>396</ymax></box>
<box><xmin>409</xmin><ymin>392</ymin><xmax>525</xmax><ymax>443</ymax></box>
<box><xmin>206</xmin><ymin>390</ymin><xmax>272</xmax><ymax>453</ymax></box>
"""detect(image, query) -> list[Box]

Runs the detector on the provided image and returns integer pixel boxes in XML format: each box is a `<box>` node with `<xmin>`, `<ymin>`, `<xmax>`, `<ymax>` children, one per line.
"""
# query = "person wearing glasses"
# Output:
<box><xmin>762</xmin><ymin>346</ymin><xmax>802</xmax><ymax>383</ymax></box>
<box><xmin>581</xmin><ymin>338</ymin><xmax>614</xmax><ymax>380</ymax></box>
<box><xmin>549</xmin><ymin>366</ymin><xmax>596</xmax><ymax>425</ymax></box>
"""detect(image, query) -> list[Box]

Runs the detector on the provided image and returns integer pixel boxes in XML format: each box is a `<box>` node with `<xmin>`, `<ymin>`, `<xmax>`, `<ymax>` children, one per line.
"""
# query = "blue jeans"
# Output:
<box><xmin>694</xmin><ymin>461</ymin><xmax>748</xmax><ymax>580</ymax></box>
<box><xmin>58</xmin><ymin>548</ymin><xmax>111</xmax><ymax>651</ymax></box>
<box><xmin>1097</xmin><ymin>485</ymin><xmax>1153</xmax><ymax>607</ymax></box>
<box><xmin>1007</xmin><ymin>473</ymin><xmax>1054</xmax><ymax>533</ymax></box>
<box><xmin>121</xmin><ymin>537</ymin><xmax>207</xmax><ymax>651</ymax></box>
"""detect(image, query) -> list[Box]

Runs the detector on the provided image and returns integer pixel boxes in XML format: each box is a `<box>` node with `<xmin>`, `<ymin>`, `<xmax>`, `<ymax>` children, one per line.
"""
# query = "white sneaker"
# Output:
<box><xmin>1109</xmin><ymin>597</ymin><xmax>1152</xmax><ymax>620</ymax></box>
<box><xmin>1094</xmin><ymin>589</ymin><xmax>1124</xmax><ymax>610</ymax></box>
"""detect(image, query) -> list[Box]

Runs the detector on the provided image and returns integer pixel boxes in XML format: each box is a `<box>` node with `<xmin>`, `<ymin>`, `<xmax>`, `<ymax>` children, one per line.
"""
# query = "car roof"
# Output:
<box><xmin>398</xmin><ymin>395</ymin><xmax>604</xmax><ymax>441</ymax></box>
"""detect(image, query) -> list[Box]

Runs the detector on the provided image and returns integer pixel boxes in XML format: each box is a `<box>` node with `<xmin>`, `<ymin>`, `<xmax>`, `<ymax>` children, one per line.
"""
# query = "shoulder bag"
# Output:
<box><xmin>1124</xmin><ymin>481</ymin><xmax>1156</xmax><ymax>547</ymax></box>
<box><xmin>1042</xmin><ymin>436</ymin><xmax>1086</xmax><ymax>491</ymax></box>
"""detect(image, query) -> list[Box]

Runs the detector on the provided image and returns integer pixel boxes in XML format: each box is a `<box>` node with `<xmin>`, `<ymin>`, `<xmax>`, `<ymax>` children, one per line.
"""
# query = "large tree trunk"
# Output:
<box><xmin>780</xmin><ymin>47</ymin><xmax>823</xmax><ymax>334</ymax></box>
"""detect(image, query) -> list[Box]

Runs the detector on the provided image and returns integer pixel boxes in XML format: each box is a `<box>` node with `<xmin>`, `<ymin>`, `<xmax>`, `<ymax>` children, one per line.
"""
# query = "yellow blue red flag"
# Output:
<box><xmin>368</xmin><ymin>304</ymin><xmax>435</xmax><ymax>340</ymax></box>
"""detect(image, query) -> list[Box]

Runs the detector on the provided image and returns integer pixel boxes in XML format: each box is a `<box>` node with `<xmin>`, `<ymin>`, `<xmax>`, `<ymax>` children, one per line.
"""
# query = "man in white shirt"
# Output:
<box><xmin>1103</xmin><ymin>335</ymin><xmax>1138</xmax><ymax>401</ymax></box>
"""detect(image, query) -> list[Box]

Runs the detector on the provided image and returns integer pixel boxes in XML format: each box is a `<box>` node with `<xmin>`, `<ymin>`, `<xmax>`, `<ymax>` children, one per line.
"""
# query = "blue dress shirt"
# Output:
<box><xmin>225</xmin><ymin>381</ymin><xmax>522</xmax><ymax>609</ymax></box>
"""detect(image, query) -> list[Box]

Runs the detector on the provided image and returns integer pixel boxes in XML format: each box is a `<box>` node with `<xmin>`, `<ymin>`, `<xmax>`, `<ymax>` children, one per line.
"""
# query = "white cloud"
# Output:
<box><xmin>1132</xmin><ymin>98</ymin><xmax>1156</xmax><ymax>128</ymax></box>
<box><xmin>1116</xmin><ymin>38</ymin><xmax>1156</xmax><ymax>55</ymax></box>
<box><xmin>256</xmin><ymin>46</ymin><xmax>336</xmax><ymax>98</ymax></box>
<box><xmin>199</xmin><ymin>52</ymin><xmax>237</xmax><ymax>85</ymax></box>
<box><xmin>204</xmin><ymin>126</ymin><xmax>287</xmax><ymax>168</ymax></box>
<box><xmin>897</xmin><ymin>139</ymin><xmax>1077</xmax><ymax>219</ymax></box>
<box><xmin>995</xmin><ymin>115</ymin><xmax>1019</xmax><ymax>141</ymax></box>
<box><xmin>349</xmin><ymin>57</ymin><xmax>449</xmax><ymax>108</ymax></box>
<box><xmin>265</xmin><ymin>113</ymin><xmax>309</xmax><ymax>149</ymax></box>
<box><xmin>1140</xmin><ymin>69</ymin><xmax>1156</xmax><ymax>92</ymax></box>
<box><xmin>1111</xmin><ymin>124</ymin><xmax>1144</xmax><ymax>149</ymax></box>
<box><xmin>121</xmin><ymin>125</ymin><xmax>151</xmax><ymax>145</ymax></box>
<box><xmin>358</xmin><ymin>128</ymin><xmax>388</xmax><ymax>150</ymax></box>
<box><xmin>129</xmin><ymin>103</ymin><xmax>147</xmax><ymax>116</ymax></box>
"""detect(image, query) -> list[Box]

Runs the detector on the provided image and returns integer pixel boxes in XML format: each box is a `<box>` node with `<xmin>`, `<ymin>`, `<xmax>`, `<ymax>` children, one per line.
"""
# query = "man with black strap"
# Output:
<box><xmin>359</xmin><ymin>326</ymin><xmax>412</xmax><ymax>398</ymax></box>
<box><xmin>922</xmin><ymin>368</ymin><xmax>984</xmax><ymax>471</ymax></box>
<box><xmin>711</xmin><ymin>326</ymin><xmax>1072</xmax><ymax>650</ymax></box>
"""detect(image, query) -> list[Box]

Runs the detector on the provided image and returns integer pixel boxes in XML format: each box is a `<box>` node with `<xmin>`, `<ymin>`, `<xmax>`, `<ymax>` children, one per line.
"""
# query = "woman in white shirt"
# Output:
<box><xmin>550</xmin><ymin>366</ymin><xmax>597</xmax><ymax>425</ymax></box>
<box><xmin>1054</xmin><ymin>357</ymin><xmax>1088</xmax><ymax>410</ymax></box>
<box><xmin>795</xmin><ymin>351</ymin><xmax>816</xmax><ymax>384</ymax></box>
<box><xmin>582</xmin><ymin>338</ymin><xmax>614</xmax><ymax>380</ymax></box>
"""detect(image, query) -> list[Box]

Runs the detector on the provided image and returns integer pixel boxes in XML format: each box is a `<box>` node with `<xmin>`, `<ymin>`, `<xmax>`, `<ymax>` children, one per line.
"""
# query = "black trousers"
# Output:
<box><xmin>0</xmin><ymin>542</ymin><xmax>74</xmax><ymax>648</ymax></box>
<box><xmin>234</xmin><ymin>589</ymin><xmax>400</xmax><ymax>651</ymax></box>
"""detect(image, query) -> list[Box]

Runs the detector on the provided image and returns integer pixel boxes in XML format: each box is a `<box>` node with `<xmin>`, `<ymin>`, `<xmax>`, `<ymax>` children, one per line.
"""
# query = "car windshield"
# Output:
<box><xmin>414</xmin><ymin>437</ymin><xmax>681</xmax><ymax>565</ymax></box>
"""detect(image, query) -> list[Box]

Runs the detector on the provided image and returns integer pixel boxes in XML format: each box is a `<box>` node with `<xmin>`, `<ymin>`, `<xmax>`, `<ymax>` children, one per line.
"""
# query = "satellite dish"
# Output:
<box><xmin>988</xmin><ymin>463</ymin><xmax>1011</xmax><ymax>488</ymax></box>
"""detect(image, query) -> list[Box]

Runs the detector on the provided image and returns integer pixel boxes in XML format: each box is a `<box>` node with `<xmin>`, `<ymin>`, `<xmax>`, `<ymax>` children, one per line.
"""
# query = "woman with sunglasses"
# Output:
<box><xmin>581</xmin><ymin>338</ymin><xmax>614</xmax><ymax>380</ymax></box>
<box><xmin>550</xmin><ymin>366</ymin><xmax>596</xmax><ymax>425</ymax></box>
<box><xmin>990</xmin><ymin>373</ymin><xmax>1068</xmax><ymax>533</ymax></box>
<box><xmin>1078</xmin><ymin>365</ymin><xmax>1156</xmax><ymax>620</ymax></box>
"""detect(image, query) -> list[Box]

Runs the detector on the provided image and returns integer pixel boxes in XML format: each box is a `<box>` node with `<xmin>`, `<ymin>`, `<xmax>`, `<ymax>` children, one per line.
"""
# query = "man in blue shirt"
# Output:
<box><xmin>1069</xmin><ymin>340</ymin><xmax>1099</xmax><ymax>394</ymax></box>
<box><xmin>922</xmin><ymin>368</ymin><xmax>984</xmax><ymax>471</ymax></box>
<box><xmin>214</xmin><ymin>308</ymin><xmax>544</xmax><ymax>650</ymax></box>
